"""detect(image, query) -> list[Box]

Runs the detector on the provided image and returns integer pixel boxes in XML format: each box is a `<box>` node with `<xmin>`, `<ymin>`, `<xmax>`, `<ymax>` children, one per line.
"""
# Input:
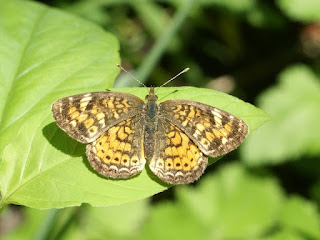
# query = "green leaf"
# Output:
<box><xmin>277</xmin><ymin>0</ymin><xmax>320</xmax><ymax>22</ymax></box>
<box><xmin>241</xmin><ymin>64</ymin><xmax>320</xmax><ymax>165</ymax></box>
<box><xmin>279</xmin><ymin>196</ymin><xmax>320</xmax><ymax>239</ymax></box>
<box><xmin>311</xmin><ymin>180</ymin><xmax>320</xmax><ymax>205</ymax></box>
<box><xmin>139</xmin><ymin>163</ymin><xmax>284</xmax><ymax>239</ymax></box>
<box><xmin>246</xmin><ymin>2</ymin><xmax>286</xmax><ymax>29</ymax></box>
<box><xmin>0</xmin><ymin>86</ymin><xmax>267</xmax><ymax>209</ymax></box>
<box><xmin>79</xmin><ymin>200</ymin><xmax>149</xmax><ymax>239</ymax></box>
<box><xmin>0</xmin><ymin>0</ymin><xmax>120</xmax><ymax>155</ymax></box>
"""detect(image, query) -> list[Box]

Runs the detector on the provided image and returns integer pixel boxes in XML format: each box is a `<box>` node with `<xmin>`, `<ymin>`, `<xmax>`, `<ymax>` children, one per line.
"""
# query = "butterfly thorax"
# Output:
<box><xmin>144</xmin><ymin>87</ymin><xmax>159</xmax><ymax>121</ymax></box>
<box><xmin>144</xmin><ymin>87</ymin><xmax>159</xmax><ymax>160</ymax></box>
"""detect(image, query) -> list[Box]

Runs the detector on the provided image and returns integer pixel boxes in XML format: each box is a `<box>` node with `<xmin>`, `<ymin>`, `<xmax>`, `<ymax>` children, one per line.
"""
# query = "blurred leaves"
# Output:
<box><xmin>279</xmin><ymin>196</ymin><xmax>320</xmax><ymax>239</ymax></box>
<box><xmin>1</xmin><ymin>201</ymin><xmax>149</xmax><ymax>240</ymax></box>
<box><xmin>3</xmin><ymin>163</ymin><xmax>319</xmax><ymax>240</ymax></box>
<box><xmin>277</xmin><ymin>0</ymin><xmax>320</xmax><ymax>22</ymax></box>
<box><xmin>200</xmin><ymin>0</ymin><xmax>257</xmax><ymax>14</ymax></box>
<box><xmin>79</xmin><ymin>200</ymin><xmax>149</xmax><ymax>240</ymax></box>
<box><xmin>115</xmin><ymin>0</ymin><xmax>195</xmax><ymax>87</ymax></box>
<box><xmin>241</xmin><ymin>64</ymin><xmax>320</xmax><ymax>165</ymax></box>
<box><xmin>139</xmin><ymin>164</ymin><xmax>320</xmax><ymax>240</ymax></box>
<box><xmin>0</xmin><ymin>207</ymin><xmax>48</xmax><ymax>240</ymax></box>
<box><xmin>140</xmin><ymin>163</ymin><xmax>284</xmax><ymax>239</ymax></box>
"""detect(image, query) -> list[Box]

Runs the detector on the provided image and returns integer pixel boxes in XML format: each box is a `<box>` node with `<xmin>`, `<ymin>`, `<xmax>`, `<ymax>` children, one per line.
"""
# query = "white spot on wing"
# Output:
<box><xmin>70</xmin><ymin>120</ymin><xmax>77</xmax><ymax>127</ymax></box>
<box><xmin>214</xmin><ymin>116</ymin><xmax>222</xmax><ymax>125</ymax></box>
<box><xmin>80</xmin><ymin>101</ymin><xmax>89</xmax><ymax>109</ymax></box>
<box><xmin>81</xmin><ymin>96</ymin><xmax>92</xmax><ymax>102</ymax></box>
<box><xmin>212</xmin><ymin>110</ymin><xmax>222</xmax><ymax>118</ymax></box>
<box><xmin>175</xmin><ymin>171</ymin><xmax>184</xmax><ymax>177</ymax></box>
<box><xmin>222</xmin><ymin>137</ymin><xmax>228</xmax><ymax>145</ymax></box>
<box><xmin>109</xmin><ymin>165</ymin><xmax>118</xmax><ymax>171</ymax></box>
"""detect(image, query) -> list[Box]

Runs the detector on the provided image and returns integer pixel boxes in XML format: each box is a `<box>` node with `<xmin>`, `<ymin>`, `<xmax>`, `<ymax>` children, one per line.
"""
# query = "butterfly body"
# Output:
<box><xmin>52</xmin><ymin>88</ymin><xmax>248</xmax><ymax>184</ymax></box>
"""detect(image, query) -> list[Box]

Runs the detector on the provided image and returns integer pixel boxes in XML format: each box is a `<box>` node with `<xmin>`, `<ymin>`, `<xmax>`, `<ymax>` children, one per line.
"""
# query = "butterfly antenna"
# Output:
<box><xmin>116</xmin><ymin>64</ymin><xmax>147</xmax><ymax>88</ymax></box>
<box><xmin>156</xmin><ymin>67</ymin><xmax>190</xmax><ymax>93</ymax></box>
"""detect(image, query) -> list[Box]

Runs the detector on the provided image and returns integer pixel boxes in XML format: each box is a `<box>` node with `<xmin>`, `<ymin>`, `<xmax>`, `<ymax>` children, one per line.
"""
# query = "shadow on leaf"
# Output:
<box><xmin>42</xmin><ymin>122</ymin><xmax>85</xmax><ymax>157</ymax></box>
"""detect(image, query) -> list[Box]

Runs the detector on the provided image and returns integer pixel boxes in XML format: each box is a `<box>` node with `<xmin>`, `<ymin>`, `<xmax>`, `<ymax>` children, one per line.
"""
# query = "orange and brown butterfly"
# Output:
<box><xmin>51</xmin><ymin>68</ymin><xmax>248</xmax><ymax>184</ymax></box>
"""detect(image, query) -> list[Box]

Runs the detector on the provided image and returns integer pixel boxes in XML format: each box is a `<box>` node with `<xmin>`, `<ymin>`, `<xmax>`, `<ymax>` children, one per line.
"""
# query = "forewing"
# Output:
<box><xmin>149</xmin><ymin>119</ymin><xmax>208</xmax><ymax>184</ymax></box>
<box><xmin>86</xmin><ymin>115</ymin><xmax>146</xmax><ymax>178</ymax></box>
<box><xmin>51</xmin><ymin>91</ymin><xmax>144</xmax><ymax>143</ymax></box>
<box><xmin>160</xmin><ymin>100</ymin><xmax>248</xmax><ymax>157</ymax></box>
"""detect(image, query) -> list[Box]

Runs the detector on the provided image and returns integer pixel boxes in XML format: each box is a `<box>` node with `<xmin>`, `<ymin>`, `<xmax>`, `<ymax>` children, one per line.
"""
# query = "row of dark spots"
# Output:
<box><xmin>159</xmin><ymin>158</ymin><xmax>193</xmax><ymax>169</ymax></box>
<box><xmin>98</xmin><ymin>148</ymin><xmax>137</xmax><ymax>164</ymax></box>
<box><xmin>174</xmin><ymin>162</ymin><xmax>191</xmax><ymax>168</ymax></box>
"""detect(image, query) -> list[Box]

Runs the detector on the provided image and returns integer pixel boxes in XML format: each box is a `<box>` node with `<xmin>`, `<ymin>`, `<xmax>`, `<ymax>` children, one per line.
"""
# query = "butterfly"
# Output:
<box><xmin>51</xmin><ymin>86</ymin><xmax>248</xmax><ymax>184</ymax></box>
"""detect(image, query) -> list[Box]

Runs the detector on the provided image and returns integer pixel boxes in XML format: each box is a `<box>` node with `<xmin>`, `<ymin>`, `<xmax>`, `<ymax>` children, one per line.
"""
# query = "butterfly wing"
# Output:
<box><xmin>148</xmin><ymin>119</ymin><xmax>208</xmax><ymax>184</ymax></box>
<box><xmin>52</xmin><ymin>92</ymin><xmax>144</xmax><ymax>143</ymax></box>
<box><xmin>159</xmin><ymin>100</ymin><xmax>248</xmax><ymax>157</ymax></box>
<box><xmin>86</xmin><ymin>115</ymin><xmax>146</xmax><ymax>178</ymax></box>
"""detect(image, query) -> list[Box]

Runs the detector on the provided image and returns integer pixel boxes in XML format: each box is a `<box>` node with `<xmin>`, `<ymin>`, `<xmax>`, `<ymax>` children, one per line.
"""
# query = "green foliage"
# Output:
<box><xmin>139</xmin><ymin>164</ymin><xmax>320</xmax><ymax>240</ymax></box>
<box><xmin>0</xmin><ymin>207</ymin><xmax>48</xmax><ymax>240</ymax></box>
<box><xmin>277</xmin><ymin>0</ymin><xmax>320</xmax><ymax>22</ymax></box>
<box><xmin>241</xmin><ymin>64</ymin><xmax>320</xmax><ymax>165</ymax></box>
<box><xmin>200</xmin><ymin>0</ymin><xmax>257</xmax><ymax>14</ymax></box>
<box><xmin>1</xmin><ymin>201</ymin><xmax>149</xmax><ymax>240</ymax></box>
<box><xmin>279</xmin><ymin>196</ymin><xmax>320</xmax><ymax>239</ymax></box>
<box><xmin>79</xmin><ymin>201</ymin><xmax>149</xmax><ymax>240</ymax></box>
<box><xmin>145</xmin><ymin>163</ymin><xmax>284</xmax><ymax>240</ymax></box>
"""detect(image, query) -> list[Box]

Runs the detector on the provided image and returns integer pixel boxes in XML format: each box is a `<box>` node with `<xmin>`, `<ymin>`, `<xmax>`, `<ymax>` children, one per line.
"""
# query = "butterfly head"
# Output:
<box><xmin>145</xmin><ymin>87</ymin><xmax>158</xmax><ymax>102</ymax></box>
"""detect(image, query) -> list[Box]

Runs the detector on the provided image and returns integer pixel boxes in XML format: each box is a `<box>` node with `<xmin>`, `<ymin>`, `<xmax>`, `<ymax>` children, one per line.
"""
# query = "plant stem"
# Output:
<box><xmin>114</xmin><ymin>0</ymin><xmax>195</xmax><ymax>87</ymax></box>
<box><xmin>0</xmin><ymin>204</ymin><xmax>6</xmax><ymax>215</ymax></box>
<box><xmin>33</xmin><ymin>208</ymin><xmax>60</xmax><ymax>240</ymax></box>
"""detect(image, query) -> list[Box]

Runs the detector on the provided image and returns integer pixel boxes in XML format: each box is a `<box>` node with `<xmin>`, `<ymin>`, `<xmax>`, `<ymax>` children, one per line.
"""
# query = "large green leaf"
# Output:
<box><xmin>0</xmin><ymin>0</ymin><xmax>120</xmax><ymax>154</ymax></box>
<box><xmin>0</xmin><ymin>0</ymin><xmax>119</xmax><ymax>208</ymax></box>
<box><xmin>0</xmin><ymin>86</ymin><xmax>268</xmax><ymax>209</ymax></box>
<box><xmin>241</xmin><ymin>64</ymin><xmax>320</xmax><ymax>165</ymax></box>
